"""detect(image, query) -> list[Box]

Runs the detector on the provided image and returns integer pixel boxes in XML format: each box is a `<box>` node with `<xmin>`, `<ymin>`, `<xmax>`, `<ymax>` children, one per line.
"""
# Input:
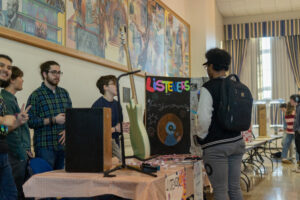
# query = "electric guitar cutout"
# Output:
<box><xmin>120</xmin><ymin>26</ymin><xmax>151</xmax><ymax>159</ymax></box>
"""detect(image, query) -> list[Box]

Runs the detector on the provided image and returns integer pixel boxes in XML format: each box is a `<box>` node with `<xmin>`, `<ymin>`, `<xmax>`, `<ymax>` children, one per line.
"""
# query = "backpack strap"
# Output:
<box><xmin>227</xmin><ymin>74</ymin><xmax>240</xmax><ymax>82</ymax></box>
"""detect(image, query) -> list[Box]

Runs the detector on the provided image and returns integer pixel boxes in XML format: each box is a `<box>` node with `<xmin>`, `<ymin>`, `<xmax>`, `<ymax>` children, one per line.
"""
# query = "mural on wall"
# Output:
<box><xmin>128</xmin><ymin>0</ymin><xmax>165</xmax><ymax>75</ymax></box>
<box><xmin>165</xmin><ymin>10</ymin><xmax>190</xmax><ymax>77</ymax></box>
<box><xmin>0</xmin><ymin>0</ymin><xmax>190</xmax><ymax>77</ymax></box>
<box><xmin>0</xmin><ymin>0</ymin><xmax>65</xmax><ymax>45</ymax></box>
<box><xmin>66</xmin><ymin>0</ymin><xmax>127</xmax><ymax>65</ymax></box>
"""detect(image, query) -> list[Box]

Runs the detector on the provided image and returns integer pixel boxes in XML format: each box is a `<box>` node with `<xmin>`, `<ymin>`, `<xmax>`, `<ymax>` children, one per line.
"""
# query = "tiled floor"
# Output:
<box><xmin>205</xmin><ymin>159</ymin><xmax>300</xmax><ymax>200</ymax></box>
<box><xmin>243</xmin><ymin>160</ymin><xmax>300</xmax><ymax>200</ymax></box>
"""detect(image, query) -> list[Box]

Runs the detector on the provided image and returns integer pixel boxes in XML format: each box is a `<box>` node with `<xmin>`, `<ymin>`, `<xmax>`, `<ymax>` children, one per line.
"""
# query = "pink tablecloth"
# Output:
<box><xmin>23</xmin><ymin>164</ymin><xmax>195</xmax><ymax>200</ymax></box>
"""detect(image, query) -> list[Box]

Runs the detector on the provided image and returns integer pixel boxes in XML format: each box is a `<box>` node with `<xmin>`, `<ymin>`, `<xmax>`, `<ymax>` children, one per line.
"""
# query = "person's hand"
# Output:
<box><xmin>111</xmin><ymin>123</ymin><xmax>121</xmax><ymax>133</ymax></box>
<box><xmin>55</xmin><ymin>113</ymin><xmax>65</xmax><ymax>125</ymax></box>
<box><xmin>2</xmin><ymin>115</ymin><xmax>16</xmax><ymax>126</ymax></box>
<box><xmin>26</xmin><ymin>151</ymin><xmax>34</xmax><ymax>158</ymax></box>
<box><xmin>115</xmin><ymin>123</ymin><xmax>121</xmax><ymax>132</ymax></box>
<box><xmin>16</xmin><ymin>104</ymin><xmax>31</xmax><ymax>125</ymax></box>
<box><xmin>58</xmin><ymin>130</ymin><xmax>65</xmax><ymax>145</ymax></box>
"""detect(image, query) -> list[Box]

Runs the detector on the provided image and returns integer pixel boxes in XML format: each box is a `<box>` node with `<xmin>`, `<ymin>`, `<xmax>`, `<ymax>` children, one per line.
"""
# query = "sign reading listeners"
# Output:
<box><xmin>145</xmin><ymin>76</ymin><xmax>191</xmax><ymax>155</ymax></box>
<box><xmin>145</xmin><ymin>76</ymin><xmax>208</xmax><ymax>155</ymax></box>
<box><xmin>146</xmin><ymin>77</ymin><xmax>190</xmax><ymax>93</ymax></box>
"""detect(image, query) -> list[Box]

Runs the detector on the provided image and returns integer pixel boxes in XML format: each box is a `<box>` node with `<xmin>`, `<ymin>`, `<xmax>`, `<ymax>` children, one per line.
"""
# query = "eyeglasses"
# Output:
<box><xmin>48</xmin><ymin>70</ymin><xmax>63</xmax><ymax>75</ymax></box>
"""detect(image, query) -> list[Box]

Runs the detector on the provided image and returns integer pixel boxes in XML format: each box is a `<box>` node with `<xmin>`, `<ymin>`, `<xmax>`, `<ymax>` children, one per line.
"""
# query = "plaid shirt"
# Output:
<box><xmin>26</xmin><ymin>83</ymin><xmax>72</xmax><ymax>150</ymax></box>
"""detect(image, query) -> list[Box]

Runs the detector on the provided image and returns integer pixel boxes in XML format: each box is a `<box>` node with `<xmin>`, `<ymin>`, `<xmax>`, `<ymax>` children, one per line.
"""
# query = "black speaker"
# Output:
<box><xmin>65</xmin><ymin>108</ymin><xmax>112</xmax><ymax>172</ymax></box>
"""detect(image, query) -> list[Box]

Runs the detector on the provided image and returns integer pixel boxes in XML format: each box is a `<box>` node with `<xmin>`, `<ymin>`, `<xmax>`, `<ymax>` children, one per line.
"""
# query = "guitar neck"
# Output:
<box><xmin>123</xmin><ymin>42</ymin><xmax>138</xmax><ymax>104</ymax></box>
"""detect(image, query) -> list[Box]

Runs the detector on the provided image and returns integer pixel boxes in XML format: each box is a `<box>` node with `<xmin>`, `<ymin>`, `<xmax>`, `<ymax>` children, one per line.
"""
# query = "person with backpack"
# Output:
<box><xmin>191</xmin><ymin>48</ymin><xmax>252</xmax><ymax>200</ymax></box>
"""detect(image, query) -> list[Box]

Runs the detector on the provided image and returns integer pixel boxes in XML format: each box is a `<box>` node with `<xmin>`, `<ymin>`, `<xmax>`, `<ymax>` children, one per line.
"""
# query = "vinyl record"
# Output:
<box><xmin>157</xmin><ymin>113</ymin><xmax>183</xmax><ymax>146</ymax></box>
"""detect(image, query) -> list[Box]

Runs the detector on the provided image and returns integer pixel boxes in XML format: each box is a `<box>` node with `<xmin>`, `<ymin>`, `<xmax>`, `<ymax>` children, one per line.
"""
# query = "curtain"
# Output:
<box><xmin>285</xmin><ymin>35</ymin><xmax>300</xmax><ymax>90</ymax></box>
<box><xmin>240</xmin><ymin>38</ymin><xmax>259</xmax><ymax>100</ymax></box>
<box><xmin>225</xmin><ymin>39</ymin><xmax>249</xmax><ymax>77</ymax></box>
<box><xmin>271</xmin><ymin>37</ymin><xmax>298</xmax><ymax>101</ymax></box>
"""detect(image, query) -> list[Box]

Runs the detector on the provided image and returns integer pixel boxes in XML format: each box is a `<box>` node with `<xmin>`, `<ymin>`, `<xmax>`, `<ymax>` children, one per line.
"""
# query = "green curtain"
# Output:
<box><xmin>224</xmin><ymin>39</ymin><xmax>249</xmax><ymax>77</ymax></box>
<box><xmin>285</xmin><ymin>35</ymin><xmax>300</xmax><ymax>90</ymax></box>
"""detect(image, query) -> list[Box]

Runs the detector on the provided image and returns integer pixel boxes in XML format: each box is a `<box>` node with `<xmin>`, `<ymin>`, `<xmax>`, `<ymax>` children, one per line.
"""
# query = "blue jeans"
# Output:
<box><xmin>282</xmin><ymin>134</ymin><xmax>299</xmax><ymax>161</ymax></box>
<box><xmin>8</xmin><ymin>153</ymin><xmax>27</xmax><ymax>199</ymax></box>
<box><xmin>0</xmin><ymin>153</ymin><xmax>18</xmax><ymax>200</ymax></box>
<box><xmin>203</xmin><ymin>139</ymin><xmax>245</xmax><ymax>200</ymax></box>
<box><xmin>281</xmin><ymin>132</ymin><xmax>286</xmax><ymax>147</ymax></box>
<box><xmin>35</xmin><ymin>148</ymin><xmax>65</xmax><ymax>170</ymax></box>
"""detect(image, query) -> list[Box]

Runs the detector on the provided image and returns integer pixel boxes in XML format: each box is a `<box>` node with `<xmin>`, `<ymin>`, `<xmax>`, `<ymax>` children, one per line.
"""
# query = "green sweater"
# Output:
<box><xmin>1</xmin><ymin>89</ymin><xmax>31</xmax><ymax>160</ymax></box>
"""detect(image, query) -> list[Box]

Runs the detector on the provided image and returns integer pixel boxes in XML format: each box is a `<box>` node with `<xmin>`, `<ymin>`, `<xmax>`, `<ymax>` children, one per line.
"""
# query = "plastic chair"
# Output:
<box><xmin>28</xmin><ymin>157</ymin><xmax>53</xmax><ymax>174</ymax></box>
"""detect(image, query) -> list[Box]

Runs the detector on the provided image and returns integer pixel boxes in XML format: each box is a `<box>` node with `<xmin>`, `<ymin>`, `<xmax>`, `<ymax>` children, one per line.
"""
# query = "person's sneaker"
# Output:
<box><xmin>282</xmin><ymin>159</ymin><xmax>292</xmax><ymax>164</ymax></box>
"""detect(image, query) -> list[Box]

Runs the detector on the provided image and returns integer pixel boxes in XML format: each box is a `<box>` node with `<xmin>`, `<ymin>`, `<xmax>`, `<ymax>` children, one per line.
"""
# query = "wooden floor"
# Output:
<box><xmin>243</xmin><ymin>160</ymin><xmax>300</xmax><ymax>200</ymax></box>
<box><xmin>205</xmin><ymin>160</ymin><xmax>300</xmax><ymax>200</ymax></box>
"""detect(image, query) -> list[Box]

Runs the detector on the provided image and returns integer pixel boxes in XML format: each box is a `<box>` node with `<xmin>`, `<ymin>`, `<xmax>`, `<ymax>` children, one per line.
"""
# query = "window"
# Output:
<box><xmin>257</xmin><ymin>37</ymin><xmax>272</xmax><ymax>100</ymax></box>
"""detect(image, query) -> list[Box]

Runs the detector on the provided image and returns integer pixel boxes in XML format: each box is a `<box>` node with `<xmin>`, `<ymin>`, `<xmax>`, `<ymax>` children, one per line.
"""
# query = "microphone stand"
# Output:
<box><xmin>104</xmin><ymin>70</ymin><xmax>157</xmax><ymax>177</ymax></box>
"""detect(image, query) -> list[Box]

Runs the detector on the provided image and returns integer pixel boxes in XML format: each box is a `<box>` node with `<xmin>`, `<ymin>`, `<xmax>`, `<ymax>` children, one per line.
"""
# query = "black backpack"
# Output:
<box><xmin>218</xmin><ymin>74</ymin><xmax>253</xmax><ymax>132</ymax></box>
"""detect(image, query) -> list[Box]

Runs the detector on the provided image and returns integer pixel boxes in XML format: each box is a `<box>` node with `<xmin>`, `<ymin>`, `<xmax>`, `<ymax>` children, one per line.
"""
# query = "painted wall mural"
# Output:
<box><xmin>0</xmin><ymin>0</ymin><xmax>65</xmax><ymax>44</ymax></box>
<box><xmin>165</xmin><ymin>10</ymin><xmax>189</xmax><ymax>77</ymax></box>
<box><xmin>128</xmin><ymin>0</ymin><xmax>165</xmax><ymax>75</ymax></box>
<box><xmin>66</xmin><ymin>0</ymin><xmax>127</xmax><ymax>65</ymax></box>
<box><xmin>0</xmin><ymin>0</ymin><xmax>190</xmax><ymax>77</ymax></box>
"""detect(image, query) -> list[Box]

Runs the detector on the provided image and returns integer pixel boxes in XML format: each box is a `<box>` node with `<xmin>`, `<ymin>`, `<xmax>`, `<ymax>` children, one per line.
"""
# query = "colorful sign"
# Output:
<box><xmin>146</xmin><ymin>76</ymin><xmax>208</xmax><ymax>155</ymax></box>
<box><xmin>165</xmin><ymin>168</ymin><xmax>187</xmax><ymax>200</ymax></box>
<box><xmin>146</xmin><ymin>77</ymin><xmax>190</xmax><ymax>93</ymax></box>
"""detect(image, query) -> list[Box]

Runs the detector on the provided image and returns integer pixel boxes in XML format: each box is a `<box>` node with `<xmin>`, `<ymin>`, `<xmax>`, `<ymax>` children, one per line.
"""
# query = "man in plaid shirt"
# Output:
<box><xmin>26</xmin><ymin>61</ymin><xmax>72</xmax><ymax>170</ymax></box>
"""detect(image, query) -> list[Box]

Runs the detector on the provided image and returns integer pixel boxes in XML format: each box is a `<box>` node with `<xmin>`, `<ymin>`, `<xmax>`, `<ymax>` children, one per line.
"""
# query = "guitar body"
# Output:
<box><xmin>120</xmin><ymin>26</ymin><xmax>151</xmax><ymax>159</ymax></box>
<box><xmin>126</xmin><ymin>100</ymin><xmax>150</xmax><ymax>159</ymax></box>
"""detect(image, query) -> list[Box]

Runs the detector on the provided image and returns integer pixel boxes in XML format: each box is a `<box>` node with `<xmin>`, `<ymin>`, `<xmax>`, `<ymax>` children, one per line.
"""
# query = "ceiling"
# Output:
<box><xmin>216</xmin><ymin>0</ymin><xmax>300</xmax><ymax>17</ymax></box>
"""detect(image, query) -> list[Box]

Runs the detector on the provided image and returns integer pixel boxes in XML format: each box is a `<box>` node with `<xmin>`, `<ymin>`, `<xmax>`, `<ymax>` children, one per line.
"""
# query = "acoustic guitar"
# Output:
<box><xmin>120</xmin><ymin>26</ymin><xmax>151</xmax><ymax>159</ymax></box>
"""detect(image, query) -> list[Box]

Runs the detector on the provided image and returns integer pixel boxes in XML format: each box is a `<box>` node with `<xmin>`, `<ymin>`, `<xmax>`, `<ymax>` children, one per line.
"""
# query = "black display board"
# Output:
<box><xmin>146</xmin><ymin>76</ymin><xmax>191</xmax><ymax>155</ymax></box>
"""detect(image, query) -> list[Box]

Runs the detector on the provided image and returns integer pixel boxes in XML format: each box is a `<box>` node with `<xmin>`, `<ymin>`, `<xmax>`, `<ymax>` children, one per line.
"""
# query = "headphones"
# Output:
<box><xmin>291</xmin><ymin>94</ymin><xmax>300</xmax><ymax>103</ymax></box>
<box><xmin>296</xmin><ymin>95</ymin><xmax>300</xmax><ymax>103</ymax></box>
